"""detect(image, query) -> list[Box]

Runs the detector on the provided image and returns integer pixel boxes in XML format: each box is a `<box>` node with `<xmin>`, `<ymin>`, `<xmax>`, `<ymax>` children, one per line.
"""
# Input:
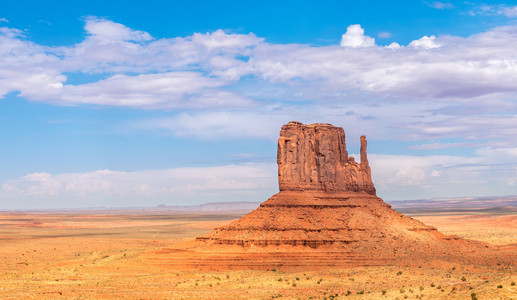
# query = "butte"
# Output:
<box><xmin>148</xmin><ymin>121</ymin><xmax>515</xmax><ymax>270</ymax></box>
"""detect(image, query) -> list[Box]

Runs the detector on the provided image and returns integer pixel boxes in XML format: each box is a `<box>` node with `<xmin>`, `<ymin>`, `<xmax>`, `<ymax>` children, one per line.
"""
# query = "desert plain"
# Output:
<box><xmin>0</xmin><ymin>207</ymin><xmax>515</xmax><ymax>299</ymax></box>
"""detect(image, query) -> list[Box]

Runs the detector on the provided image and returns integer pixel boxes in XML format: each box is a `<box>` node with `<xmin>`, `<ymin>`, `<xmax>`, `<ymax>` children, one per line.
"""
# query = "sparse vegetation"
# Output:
<box><xmin>1</xmin><ymin>211</ymin><xmax>515</xmax><ymax>299</ymax></box>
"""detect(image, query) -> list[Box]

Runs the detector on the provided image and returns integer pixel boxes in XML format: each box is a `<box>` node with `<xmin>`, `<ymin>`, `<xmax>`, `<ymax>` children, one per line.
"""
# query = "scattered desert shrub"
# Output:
<box><xmin>381</xmin><ymin>289</ymin><xmax>387</xmax><ymax>295</ymax></box>
<box><xmin>471</xmin><ymin>292</ymin><xmax>478</xmax><ymax>300</ymax></box>
<box><xmin>430</xmin><ymin>283</ymin><xmax>435</xmax><ymax>287</ymax></box>
<box><xmin>461</xmin><ymin>276</ymin><xmax>466</xmax><ymax>281</ymax></box>
<box><xmin>419</xmin><ymin>286</ymin><xmax>424</xmax><ymax>291</ymax></box>
<box><xmin>497</xmin><ymin>285</ymin><xmax>503</xmax><ymax>288</ymax></box>
<box><xmin>397</xmin><ymin>271</ymin><xmax>403</xmax><ymax>276</ymax></box>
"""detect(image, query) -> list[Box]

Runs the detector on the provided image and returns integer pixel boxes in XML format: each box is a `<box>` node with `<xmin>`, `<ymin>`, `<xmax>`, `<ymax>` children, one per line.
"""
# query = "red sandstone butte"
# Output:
<box><xmin>277</xmin><ymin>121</ymin><xmax>375</xmax><ymax>194</ymax></box>
<box><xmin>152</xmin><ymin>121</ymin><xmax>515</xmax><ymax>270</ymax></box>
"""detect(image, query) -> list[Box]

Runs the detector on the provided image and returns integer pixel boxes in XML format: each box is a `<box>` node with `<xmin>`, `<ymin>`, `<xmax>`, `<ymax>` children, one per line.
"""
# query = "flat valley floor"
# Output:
<box><xmin>0</xmin><ymin>209</ymin><xmax>515</xmax><ymax>299</ymax></box>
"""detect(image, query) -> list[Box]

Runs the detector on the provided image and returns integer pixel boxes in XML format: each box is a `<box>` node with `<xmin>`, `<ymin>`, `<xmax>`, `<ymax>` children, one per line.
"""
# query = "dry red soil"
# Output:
<box><xmin>0</xmin><ymin>210</ymin><xmax>515</xmax><ymax>299</ymax></box>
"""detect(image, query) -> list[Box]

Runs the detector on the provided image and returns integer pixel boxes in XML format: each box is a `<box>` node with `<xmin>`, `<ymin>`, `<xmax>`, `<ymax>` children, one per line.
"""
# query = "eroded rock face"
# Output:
<box><xmin>195</xmin><ymin>121</ymin><xmax>492</xmax><ymax>259</ymax></box>
<box><xmin>277</xmin><ymin>121</ymin><xmax>376</xmax><ymax>195</ymax></box>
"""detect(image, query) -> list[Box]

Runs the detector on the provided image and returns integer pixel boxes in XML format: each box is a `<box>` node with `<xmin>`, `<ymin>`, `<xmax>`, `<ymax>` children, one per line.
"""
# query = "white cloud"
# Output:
<box><xmin>0</xmin><ymin>164</ymin><xmax>277</xmax><ymax>209</ymax></box>
<box><xmin>469</xmin><ymin>4</ymin><xmax>517</xmax><ymax>18</ymax></box>
<box><xmin>340</xmin><ymin>24</ymin><xmax>376</xmax><ymax>48</ymax></box>
<box><xmin>370</xmin><ymin>153</ymin><xmax>517</xmax><ymax>200</ymax></box>
<box><xmin>136</xmin><ymin>110</ymin><xmax>286</xmax><ymax>140</ymax></box>
<box><xmin>3</xmin><ymin>19</ymin><xmax>517</xmax><ymax>108</ymax></box>
<box><xmin>386</xmin><ymin>42</ymin><xmax>402</xmax><ymax>49</ymax></box>
<box><xmin>21</xmin><ymin>72</ymin><xmax>254</xmax><ymax>109</ymax></box>
<box><xmin>0</xmin><ymin>18</ymin><xmax>8</xmax><ymax>23</ymax></box>
<box><xmin>84</xmin><ymin>17</ymin><xmax>152</xmax><ymax>42</ymax></box>
<box><xmin>503</xmin><ymin>6</ymin><xmax>517</xmax><ymax>17</ymax></box>
<box><xmin>424</xmin><ymin>2</ymin><xmax>454</xmax><ymax>10</ymax></box>
<box><xmin>409</xmin><ymin>35</ymin><xmax>441</xmax><ymax>49</ymax></box>
<box><xmin>378</xmin><ymin>31</ymin><xmax>392</xmax><ymax>39</ymax></box>
<box><xmin>2</xmin><ymin>147</ymin><xmax>516</xmax><ymax>208</ymax></box>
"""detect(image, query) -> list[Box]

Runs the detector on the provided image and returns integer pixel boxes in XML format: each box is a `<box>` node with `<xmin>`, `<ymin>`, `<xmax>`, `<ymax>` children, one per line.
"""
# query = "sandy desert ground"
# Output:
<box><xmin>0</xmin><ymin>209</ymin><xmax>515</xmax><ymax>299</ymax></box>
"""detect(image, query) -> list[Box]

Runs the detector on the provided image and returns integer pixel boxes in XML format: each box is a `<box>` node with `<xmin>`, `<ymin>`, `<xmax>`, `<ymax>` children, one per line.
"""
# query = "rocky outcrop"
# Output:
<box><xmin>277</xmin><ymin>121</ymin><xmax>375</xmax><ymax>194</ymax></box>
<box><xmin>195</xmin><ymin>121</ymin><xmax>492</xmax><ymax>258</ymax></box>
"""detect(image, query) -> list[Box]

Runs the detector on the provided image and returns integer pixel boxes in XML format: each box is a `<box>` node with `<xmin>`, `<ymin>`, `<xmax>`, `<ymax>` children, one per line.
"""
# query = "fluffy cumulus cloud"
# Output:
<box><xmin>340</xmin><ymin>24</ymin><xmax>376</xmax><ymax>48</ymax></box>
<box><xmin>0</xmin><ymin>164</ymin><xmax>277</xmax><ymax>209</ymax></box>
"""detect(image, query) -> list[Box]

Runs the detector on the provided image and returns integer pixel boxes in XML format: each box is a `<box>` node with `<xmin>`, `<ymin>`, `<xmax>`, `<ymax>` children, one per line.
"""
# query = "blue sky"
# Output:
<box><xmin>1</xmin><ymin>1</ymin><xmax>517</xmax><ymax>209</ymax></box>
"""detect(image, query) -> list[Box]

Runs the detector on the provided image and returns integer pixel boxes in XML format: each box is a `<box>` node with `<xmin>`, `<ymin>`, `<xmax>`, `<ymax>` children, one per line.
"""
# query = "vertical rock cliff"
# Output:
<box><xmin>277</xmin><ymin>121</ymin><xmax>375</xmax><ymax>195</ymax></box>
